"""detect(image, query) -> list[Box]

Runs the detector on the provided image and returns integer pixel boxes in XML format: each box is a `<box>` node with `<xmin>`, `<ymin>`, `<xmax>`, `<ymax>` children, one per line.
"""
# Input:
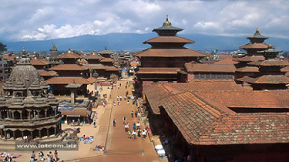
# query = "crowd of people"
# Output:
<box><xmin>30</xmin><ymin>150</ymin><xmax>59</xmax><ymax>162</ymax></box>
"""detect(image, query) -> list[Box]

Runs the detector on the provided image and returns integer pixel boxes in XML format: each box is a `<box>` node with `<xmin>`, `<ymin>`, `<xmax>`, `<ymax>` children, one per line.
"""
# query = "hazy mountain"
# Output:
<box><xmin>3</xmin><ymin>33</ymin><xmax>289</xmax><ymax>52</ymax></box>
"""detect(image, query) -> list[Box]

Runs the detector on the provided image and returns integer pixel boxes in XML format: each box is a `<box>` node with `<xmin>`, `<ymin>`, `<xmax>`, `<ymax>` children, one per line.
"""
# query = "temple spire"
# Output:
<box><xmin>68</xmin><ymin>48</ymin><xmax>71</xmax><ymax>54</ymax></box>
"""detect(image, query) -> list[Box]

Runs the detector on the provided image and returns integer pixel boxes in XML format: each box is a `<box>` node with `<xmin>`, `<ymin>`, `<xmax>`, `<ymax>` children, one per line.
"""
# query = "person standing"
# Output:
<box><xmin>136</xmin><ymin>122</ymin><xmax>141</xmax><ymax>129</ymax></box>
<box><xmin>54</xmin><ymin>150</ymin><xmax>58</xmax><ymax>161</ymax></box>
<box><xmin>133</xmin><ymin>123</ymin><xmax>136</xmax><ymax>131</ymax></box>
<box><xmin>137</xmin><ymin>112</ymin><xmax>141</xmax><ymax>120</ymax></box>
<box><xmin>31</xmin><ymin>151</ymin><xmax>36</xmax><ymax>161</ymax></box>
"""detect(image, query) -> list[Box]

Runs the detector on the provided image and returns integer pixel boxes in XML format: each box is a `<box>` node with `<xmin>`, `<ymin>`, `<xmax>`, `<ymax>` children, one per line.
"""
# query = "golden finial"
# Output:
<box><xmin>163</xmin><ymin>15</ymin><xmax>171</xmax><ymax>27</ymax></box>
<box><xmin>92</xmin><ymin>51</ymin><xmax>95</xmax><ymax>55</ymax></box>
<box><xmin>268</xmin><ymin>44</ymin><xmax>272</xmax><ymax>48</ymax></box>
<box><xmin>22</xmin><ymin>47</ymin><xmax>26</xmax><ymax>53</ymax></box>
<box><xmin>68</xmin><ymin>48</ymin><xmax>71</xmax><ymax>54</ymax></box>
<box><xmin>256</xmin><ymin>28</ymin><xmax>259</xmax><ymax>33</ymax></box>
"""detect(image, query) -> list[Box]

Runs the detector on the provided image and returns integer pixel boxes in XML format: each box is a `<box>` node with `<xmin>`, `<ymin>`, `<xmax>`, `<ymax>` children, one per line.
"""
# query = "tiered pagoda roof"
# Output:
<box><xmin>57</xmin><ymin>49</ymin><xmax>82</xmax><ymax>59</ymax></box>
<box><xmin>135</xmin><ymin>48</ymin><xmax>206</xmax><ymax>57</ymax></box>
<box><xmin>49</xmin><ymin>64</ymin><xmax>88</xmax><ymax>71</ymax></box>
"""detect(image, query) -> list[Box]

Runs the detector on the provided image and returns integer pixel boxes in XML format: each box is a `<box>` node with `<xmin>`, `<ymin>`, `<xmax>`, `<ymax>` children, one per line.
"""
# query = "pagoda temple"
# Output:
<box><xmin>238</xmin><ymin>44</ymin><xmax>289</xmax><ymax>90</ymax></box>
<box><xmin>234</xmin><ymin>28</ymin><xmax>271</xmax><ymax>79</ymax></box>
<box><xmin>0</xmin><ymin>58</ymin><xmax>62</xmax><ymax>140</ymax></box>
<box><xmin>135</xmin><ymin>16</ymin><xmax>207</xmax><ymax>89</ymax></box>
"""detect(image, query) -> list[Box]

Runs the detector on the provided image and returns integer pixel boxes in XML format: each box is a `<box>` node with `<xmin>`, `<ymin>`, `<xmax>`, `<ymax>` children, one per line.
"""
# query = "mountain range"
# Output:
<box><xmin>2</xmin><ymin>33</ymin><xmax>289</xmax><ymax>53</ymax></box>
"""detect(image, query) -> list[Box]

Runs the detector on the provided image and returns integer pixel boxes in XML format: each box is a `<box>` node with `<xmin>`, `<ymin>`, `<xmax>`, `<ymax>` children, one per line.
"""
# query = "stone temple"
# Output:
<box><xmin>0</xmin><ymin>58</ymin><xmax>62</xmax><ymax>140</ymax></box>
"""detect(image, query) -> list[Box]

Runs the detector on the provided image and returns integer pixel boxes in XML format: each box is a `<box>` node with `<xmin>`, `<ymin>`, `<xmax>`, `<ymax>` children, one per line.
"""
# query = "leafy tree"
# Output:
<box><xmin>0</xmin><ymin>42</ymin><xmax>7</xmax><ymax>52</ymax></box>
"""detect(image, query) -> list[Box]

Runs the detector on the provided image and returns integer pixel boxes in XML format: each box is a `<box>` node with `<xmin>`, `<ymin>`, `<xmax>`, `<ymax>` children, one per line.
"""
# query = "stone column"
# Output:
<box><xmin>54</xmin><ymin>127</ymin><xmax>57</xmax><ymax>135</ymax></box>
<box><xmin>30</xmin><ymin>131</ymin><xmax>33</xmax><ymax>139</ymax></box>
<box><xmin>12</xmin><ymin>131</ymin><xmax>15</xmax><ymax>139</ymax></box>
<box><xmin>4</xmin><ymin>131</ymin><xmax>6</xmax><ymax>140</ymax></box>
<box><xmin>33</xmin><ymin>110</ymin><xmax>36</xmax><ymax>119</ymax></box>
<box><xmin>11</xmin><ymin>110</ymin><xmax>14</xmax><ymax>119</ymax></box>
<box><xmin>28</xmin><ymin>110</ymin><xmax>31</xmax><ymax>120</ymax></box>
<box><xmin>0</xmin><ymin>110</ymin><xmax>2</xmax><ymax>119</ymax></box>
<box><xmin>36</xmin><ymin>110</ymin><xmax>40</xmax><ymax>118</ymax></box>
<box><xmin>39</xmin><ymin>130</ymin><xmax>41</xmax><ymax>138</ymax></box>
<box><xmin>44</xmin><ymin>110</ymin><xmax>47</xmax><ymax>118</ymax></box>
<box><xmin>55</xmin><ymin>106</ymin><xmax>58</xmax><ymax>116</ymax></box>
<box><xmin>19</xmin><ymin>110</ymin><xmax>22</xmax><ymax>119</ymax></box>
<box><xmin>71</xmin><ymin>90</ymin><xmax>75</xmax><ymax>104</ymax></box>
<box><xmin>21</xmin><ymin>131</ymin><xmax>24</xmax><ymax>138</ymax></box>
<box><xmin>47</xmin><ymin>129</ymin><xmax>50</xmax><ymax>137</ymax></box>
<box><xmin>6</xmin><ymin>110</ymin><xmax>9</xmax><ymax>118</ymax></box>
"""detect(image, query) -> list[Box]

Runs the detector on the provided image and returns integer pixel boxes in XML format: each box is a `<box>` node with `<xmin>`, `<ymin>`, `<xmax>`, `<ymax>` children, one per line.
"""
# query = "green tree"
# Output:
<box><xmin>0</xmin><ymin>42</ymin><xmax>7</xmax><ymax>52</ymax></box>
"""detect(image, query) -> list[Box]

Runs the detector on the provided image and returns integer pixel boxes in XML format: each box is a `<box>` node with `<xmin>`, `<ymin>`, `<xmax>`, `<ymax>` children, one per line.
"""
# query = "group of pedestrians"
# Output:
<box><xmin>30</xmin><ymin>150</ymin><xmax>59</xmax><ymax>162</ymax></box>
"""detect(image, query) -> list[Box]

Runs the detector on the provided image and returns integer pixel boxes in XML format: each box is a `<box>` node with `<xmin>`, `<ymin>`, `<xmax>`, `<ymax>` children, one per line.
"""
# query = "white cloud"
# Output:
<box><xmin>0</xmin><ymin>0</ymin><xmax>289</xmax><ymax>41</ymax></box>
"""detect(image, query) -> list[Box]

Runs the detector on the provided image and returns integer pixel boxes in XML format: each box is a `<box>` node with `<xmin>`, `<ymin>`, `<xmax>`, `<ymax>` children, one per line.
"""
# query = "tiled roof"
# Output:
<box><xmin>143</xmin><ymin>81</ymin><xmax>289</xmax><ymax>145</ymax></box>
<box><xmin>236</xmin><ymin>66</ymin><xmax>259</xmax><ymax>72</ymax></box>
<box><xmin>100</xmin><ymin>58</ymin><xmax>115</xmax><ymax>62</ymax></box>
<box><xmin>162</xmin><ymin>92</ymin><xmax>234</xmax><ymax>144</ymax></box>
<box><xmin>49</xmin><ymin>64</ymin><xmax>88</xmax><ymax>71</ymax></box>
<box><xmin>86</xmin><ymin>77</ymin><xmax>97</xmax><ymax>83</ymax></box>
<box><xmin>233</xmin><ymin>55</ymin><xmax>265</xmax><ymax>62</ymax></box>
<box><xmin>57</xmin><ymin>52</ymin><xmax>82</xmax><ymax>59</ymax></box>
<box><xmin>143</xmin><ymin>81</ymin><xmax>249</xmax><ymax>114</ymax></box>
<box><xmin>215</xmin><ymin>58</ymin><xmax>238</xmax><ymax>64</ymax></box>
<box><xmin>46</xmin><ymin>77</ymin><xmax>93</xmax><ymax>85</ymax></box>
<box><xmin>84</xmin><ymin>64</ymin><xmax>106</xmax><ymax>70</ymax></box>
<box><xmin>98</xmin><ymin>49</ymin><xmax>114</xmax><ymax>55</ymax></box>
<box><xmin>135</xmin><ymin>48</ymin><xmax>207</xmax><ymax>57</ymax></box>
<box><xmin>195</xmin><ymin>90</ymin><xmax>289</xmax><ymax>109</ymax></box>
<box><xmin>105</xmin><ymin>66</ymin><xmax>120</xmax><ymax>71</ymax></box>
<box><xmin>30</xmin><ymin>59</ymin><xmax>50</xmax><ymax>65</ymax></box>
<box><xmin>84</xmin><ymin>54</ymin><xmax>103</xmax><ymax>60</ymax></box>
<box><xmin>137</xmin><ymin>68</ymin><xmax>180</xmax><ymax>74</ymax></box>
<box><xmin>185</xmin><ymin>63</ymin><xmax>236</xmax><ymax>73</ymax></box>
<box><xmin>144</xmin><ymin>36</ymin><xmax>195</xmax><ymax>44</ymax></box>
<box><xmin>199</xmin><ymin>114</ymin><xmax>289</xmax><ymax>145</ymax></box>
<box><xmin>239</xmin><ymin>43</ymin><xmax>270</xmax><ymax>49</ymax></box>
<box><xmin>37</xmin><ymin>70</ymin><xmax>59</xmax><ymax>77</ymax></box>
<box><xmin>281</xmin><ymin>66</ymin><xmax>289</xmax><ymax>72</ymax></box>
<box><xmin>60</xmin><ymin>109</ymin><xmax>91</xmax><ymax>116</ymax></box>
<box><xmin>238</xmin><ymin>75</ymin><xmax>289</xmax><ymax>84</ymax></box>
<box><xmin>248</xmin><ymin>59</ymin><xmax>289</xmax><ymax>66</ymax></box>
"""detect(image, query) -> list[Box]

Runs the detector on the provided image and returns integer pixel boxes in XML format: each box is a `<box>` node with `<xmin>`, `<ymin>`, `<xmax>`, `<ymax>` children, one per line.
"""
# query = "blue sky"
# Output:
<box><xmin>0</xmin><ymin>0</ymin><xmax>289</xmax><ymax>41</ymax></box>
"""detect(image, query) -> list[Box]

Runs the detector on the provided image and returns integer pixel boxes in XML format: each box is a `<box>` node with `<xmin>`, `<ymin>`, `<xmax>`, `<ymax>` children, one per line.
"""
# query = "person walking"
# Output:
<box><xmin>136</xmin><ymin>121</ymin><xmax>141</xmax><ymax>129</ymax></box>
<box><xmin>138</xmin><ymin>112</ymin><xmax>141</xmax><ymax>120</ymax></box>
<box><xmin>113</xmin><ymin>119</ymin><xmax>116</xmax><ymax>127</ymax></box>
<box><xmin>135</xmin><ymin>111</ymin><xmax>138</xmax><ymax>118</ymax></box>
<box><xmin>131</xmin><ymin>111</ymin><xmax>134</xmax><ymax>118</ymax></box>
<box><xmin>133</xmin><ymin>123</ymin><xmax>136</xmax><ymax>131</ymax></box>
<box><xmin>123</xmin><ymin>116</ymin><xmax>126</xmax><ymax>124</ymax></box>
<box><xmin>132</xmin><ymin>131</ymin><xmax>137</xmax><ymax>141</ymax></box>
<box><xmin>54</xmin><ymin>150</ymin><xmax>58</xmax><ymax>161</ymax></box>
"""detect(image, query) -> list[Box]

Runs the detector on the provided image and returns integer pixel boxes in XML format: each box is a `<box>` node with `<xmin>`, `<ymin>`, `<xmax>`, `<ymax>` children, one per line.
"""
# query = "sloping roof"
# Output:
<box><xmin>30</xmin><ymin>59</ymin><xmax>50</xmax><ymax>66</ymax></box>
<box><xmin>185</xmin><ymin>63</ymin><xmax>236</xmax><ymax>73</ymax></box>
<box><xmin>83</xmin><ymin>64</ymin><xmax>106</xmax><ymax>70</ymax></box>
<box><xmin>57</xmin><ymin>52</ymin><xmax>81</xmax><ymax>59</ymax></box>
<box><xmin>135</xmin><ymin>48</ymin><xmax>207</xmax><ymax>57</ymax></box>
<box><xmin>38</xmin><ymin>70</ymin><xmax>59</xmax><ymax>77</ymax></box>
<box><xmin>137</xmin><ymin>67</ymin><xmax>180</xmax><ymax>74</ymax></box>
<box><xmin>105</xmin><ymin>66</ymin><xmax>120</xmax><ymax>71</ymax></box>
<box><xmin>215</xmin><ymin>58</ymin><xmax>238</xmax><ymax>64</ymax></box>
<box><xmin>236</xmin><ymin>66</ymin><xmax>259</xmax><ymax>72</ymax></box>
<box><xmin>46</xmin><ymin>77</ymin><xmax>94</xmax><ymax>85</ymax></box>
<box><xmin>98</xmin><ymin>49</ymin><xmax>114</xmax><ymax>55</ymax></box>
<box><xmin>100</xmin><ymin>58</ymin><xmax>115</xmax><ymax>62</ymax></box>
<box><xmin>233</xmin><ymin>55</ymin><xmax>265</xmax><ymax>62</ymax></box>
<box><xmin>239</xmin><ymin>43</ymin><xmax>270</xmax><ymax>49</ymax></box>
<box><xmin>238</xmin><ymin>75</ymin><xmax>289</xmax><ymax>84</ymax></box>
<box><xmin>60</xmin><ymin>109</ymin><xmax>91</xmax><ymax>116</ymax></box>
<box><xmin>144</xmin><ymin>36</ymin><xmax>194</xmax><ymax>44</ymax></box>
<box><xmin>195</xmin><ymin>91</ymin><xmax>289</xmax><ymax>109</ymax></box>
<box><xmin>248</xmin><ymin>59</ymin><xmax>289</xmax><ymax>66</ymax></box>
<box><xmin>281</xmin><ymin>66</ymin><xmax>289</xmax><ymax>72</ymax></box>
<box><xmin>143</xmin><ymin>81</ymin><xmax>289</xmax><ymax>145</ymax></box>
<box><xmin>84</xmin><ymin>54</ymin><xmax>103</xmax><ymax>60</ymax></box>
<box><xmin>143</xmin><ymin>81</ymin><xmax>249</xmax><ymax>114</ymax></box>
<box><xmin>49</xmin><ymin>64</ymin><xmax>88</xmax><ymax>71</ymax></box>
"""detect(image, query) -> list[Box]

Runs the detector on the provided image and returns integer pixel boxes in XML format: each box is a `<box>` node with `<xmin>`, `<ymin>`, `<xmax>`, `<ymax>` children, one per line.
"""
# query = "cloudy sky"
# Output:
<box><xmin>0</xmin><ymin>0</ymin><xmax>289</xmax><ymax>41</ymax></box>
